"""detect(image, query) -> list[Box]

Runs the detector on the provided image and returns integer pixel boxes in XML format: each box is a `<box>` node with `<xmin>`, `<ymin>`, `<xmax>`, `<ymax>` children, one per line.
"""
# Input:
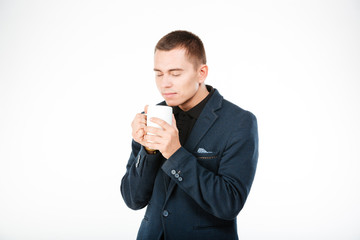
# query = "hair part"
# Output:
<box><xmin>155</xmin><ymin>30</ymin><xmax>207</xmax><ymax>69</ymax></box>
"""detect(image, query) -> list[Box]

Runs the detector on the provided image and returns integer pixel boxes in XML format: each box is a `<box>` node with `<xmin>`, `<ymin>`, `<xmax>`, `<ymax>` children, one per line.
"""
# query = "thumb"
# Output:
<box><xmin>144</xmin><ymin>105</ymin><xmax>149</xmax><ymax>114</ymax></box>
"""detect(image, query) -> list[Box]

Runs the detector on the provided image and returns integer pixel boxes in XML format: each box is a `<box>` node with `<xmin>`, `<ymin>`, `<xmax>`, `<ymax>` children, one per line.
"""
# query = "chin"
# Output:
<box><xmin>164</xmin><ymin>101</ymin><xmax>176</xmax><ymax>107</ymax></box>
<box><xmin>164</xmin><ymin>99</ymin><xmax>181</xmax><ymax>107</ymax></box>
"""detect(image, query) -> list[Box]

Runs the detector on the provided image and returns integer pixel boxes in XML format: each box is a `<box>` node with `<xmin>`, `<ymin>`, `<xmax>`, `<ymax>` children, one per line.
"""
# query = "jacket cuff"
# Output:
<box><xmin>161</xmin><ymin>147</ymin><xmax>191</xmax><ymax>182</ymax></box>
<box><xmin>135</xmin><ymin>145</ymin><xmax>161</xmax><ymax>176</ymax></box>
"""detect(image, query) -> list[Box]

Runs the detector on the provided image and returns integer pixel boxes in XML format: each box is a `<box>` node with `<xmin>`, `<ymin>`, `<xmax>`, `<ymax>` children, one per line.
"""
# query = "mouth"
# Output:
<box><xmin>162</xmin><ymin>92</ymin><xmax>177</xmax><ymax>98</ymax></box>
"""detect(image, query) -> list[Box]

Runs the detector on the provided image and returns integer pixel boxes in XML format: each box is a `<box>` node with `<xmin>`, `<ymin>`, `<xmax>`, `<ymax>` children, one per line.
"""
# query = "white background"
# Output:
<box><xmin>1</xmin><ymin>0</ymin><xmax>359</xmax><ymax>239</ymax></box>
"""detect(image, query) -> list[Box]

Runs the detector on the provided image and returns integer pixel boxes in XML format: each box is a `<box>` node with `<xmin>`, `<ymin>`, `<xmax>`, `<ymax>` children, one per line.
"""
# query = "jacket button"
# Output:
<box><xmin>162</xmin><ymin>210</ymin><xmax>169</xmax><ymax>217</ymax></box>
<box><xmin>174</xmin><ymin>173</ymin><xmax>179</xmax><ymax>178</ymax></box>
<box><xmin>171</xmin><ymin>170</ymin><xmax>176</xmax><ymax>175</ymax></box>
<box><xmin>178</xmin><ymin>177</ymin><xmax>183</xmax><ymax>182</ymax></box>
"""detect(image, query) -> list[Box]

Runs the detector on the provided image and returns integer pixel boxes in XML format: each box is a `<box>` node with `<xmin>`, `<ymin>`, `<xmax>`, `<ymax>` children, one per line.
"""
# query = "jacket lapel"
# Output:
<box><xmin>184</xmin><ymin>90</ymin><xmax>223</xmax><ymax>152</ymax></box>
<box><xmin>163</xmin><ymin>90</ymin><xmax>224</xmax><ymax>200</ymax></box>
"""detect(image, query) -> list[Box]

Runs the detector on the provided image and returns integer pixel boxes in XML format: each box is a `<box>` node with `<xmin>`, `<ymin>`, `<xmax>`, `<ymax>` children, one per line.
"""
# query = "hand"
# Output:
<box><xmin>131</xmin><ymin>105</ymin><xmax>148</xmax><ymax>145</ymax></box>
<box><xmin>144</xmin><ymin>115</ymin><xmax>181</xmax><ymax>159</ymax></box>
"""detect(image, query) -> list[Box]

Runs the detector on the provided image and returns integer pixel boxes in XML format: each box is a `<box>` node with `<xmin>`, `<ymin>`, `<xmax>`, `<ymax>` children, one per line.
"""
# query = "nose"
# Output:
<box><xmin>160</xmin><ymin>74</ymin><xmax>173</xmax><ymax>88</ymax></box>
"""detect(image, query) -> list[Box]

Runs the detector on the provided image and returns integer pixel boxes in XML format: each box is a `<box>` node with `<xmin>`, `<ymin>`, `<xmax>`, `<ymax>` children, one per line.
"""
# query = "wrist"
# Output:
<box><xmin>163</xmin><ymin>145</ymin><xmax>181</xmax><ymax>159</ymax></box>
<box><xmin>145</xmin><ymin>146</ymin><xmax>158</xmax><ymax>155</ymax></box>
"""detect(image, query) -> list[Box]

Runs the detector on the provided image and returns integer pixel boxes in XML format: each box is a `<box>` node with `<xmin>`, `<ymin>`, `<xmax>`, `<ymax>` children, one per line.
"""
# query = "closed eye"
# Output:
<box><xmin>170</xmin><ymin>70</ymin><xmax>182</xmax><ymax>76</ymax></box>
<box><xmin>155</xmin><ymin>71</ymin><xmax>163</xmax><ymax>77</ymax></box>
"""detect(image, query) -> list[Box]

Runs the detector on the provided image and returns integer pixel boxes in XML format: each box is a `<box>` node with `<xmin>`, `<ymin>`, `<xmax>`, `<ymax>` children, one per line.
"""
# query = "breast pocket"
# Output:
<box><xmin>194</xmin><ymin>152</ymin><xmax>220</xmax><ymax>173</ymax></box>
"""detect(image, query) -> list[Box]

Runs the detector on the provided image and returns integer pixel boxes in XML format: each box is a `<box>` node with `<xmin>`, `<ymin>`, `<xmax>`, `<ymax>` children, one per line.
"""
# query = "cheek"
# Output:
<box><xmin>184</xmin><ymin>76</ymin><xmax>199</xmax><ymax>93</ymax></box>
<box><xmin>177</xmin><ymin>78</ymin><xmax>192</xmax><ymax>94</ymax></box>
<box><xmin>155</xmin><ymin>78</ymin><xmax>161</xmax><ymax>90</ymax></box>
<box><xmin>177</xmin><ymin>82</ymin><xmax>197</xmax><ymax>101</ymax></box>
<box><xmin>181</xmin><ymin>74</ymin><xmax>198</xmax><ymax>88</ymax></box>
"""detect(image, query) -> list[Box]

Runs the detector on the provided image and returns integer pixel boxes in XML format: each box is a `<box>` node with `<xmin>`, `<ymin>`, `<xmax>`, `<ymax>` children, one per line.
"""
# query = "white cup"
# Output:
<box><xmin>146</xmin><ymin>105</ymin><xmax>173</xmax><ymax>128</ymax></box>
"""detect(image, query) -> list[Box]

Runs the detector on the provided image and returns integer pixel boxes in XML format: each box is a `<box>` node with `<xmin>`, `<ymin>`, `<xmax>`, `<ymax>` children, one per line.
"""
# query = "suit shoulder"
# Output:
<box><xmin>221</xmin><ymin>99</ymin><xmax>257</xmax><ymax>122</ymax></box>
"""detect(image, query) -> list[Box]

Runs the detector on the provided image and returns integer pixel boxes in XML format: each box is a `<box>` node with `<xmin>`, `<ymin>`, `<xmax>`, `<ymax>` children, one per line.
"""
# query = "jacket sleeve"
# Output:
<box><xmin>161</xmin><ymin>112</ymin><xmax>259</xmax><ymax>220</ymax></box>
<box><xmin>120</xmin><ymin>140</ymin><xmax>162</xmax><ymax>210</ymax></box>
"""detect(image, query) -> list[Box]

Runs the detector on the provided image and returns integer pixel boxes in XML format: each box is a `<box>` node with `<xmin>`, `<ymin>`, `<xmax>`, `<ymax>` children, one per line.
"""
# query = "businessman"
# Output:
<box><xmin>121</xmin><ymin>30</ymin><xmax>259</xmax><ymax>240</ymax></box>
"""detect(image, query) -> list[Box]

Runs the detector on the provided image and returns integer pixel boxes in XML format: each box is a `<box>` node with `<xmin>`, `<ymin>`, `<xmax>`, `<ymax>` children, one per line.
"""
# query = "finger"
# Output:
<box><xmin>144</xmin><ymin>126</ymin><xmax>162</xmax><ymax>136</ymax></box>
<box><xmin>150</xmin><ymin>117</ymin><xmax>170</xmax><ymax>130</ymax></box>
<box><xmin>136</xmin><ymin>128</ymin><xmax>145</xmax><ymax>138</ymax></box>
<box><xmin>144</xmin><ymin>134</ymin><xmax>161</xmax><ymax>144</ymax></box>
<box><xmin>132</xmin><ymin>124</ymin><xmax>144</xmax><ymax>137</ymax></box>
<box><xmin>132</xmin><ymin>113</ymin><xmax>140</xmax><ymax>125</ymax></box>
<box><xmin>138</xmin><ymin>118</ymin><xmax>146</xmax><ymax>125</ymax></box>
<box><xmin>134</xmin><ymin>115</ymin><xmax>146</xmax><ymax>127</ymax></box>
<box><xmin>136</xmin><ymin>113</ymin><xmax>144</xmax><ymax>118</ymax></box>
<box><xmin>132</xmin><ymin>122</ymin><xmax>145</xmax><ymax>132</ymax></box>
<box><xmin>133</xmin><ymin>130</ymin><xmax>144</xmax><ymax>143</ymax></box>
<box><xmin>144</xmin><ymin>105</ymin><xmax>149</xmax><ymax>114</ymax></box>
<box><xmin>138</xmin><ymin>112</ymin><xmax>147</xmax><ymax>120</ymax></box>
<box><xmin>135</xmin><ymin>113</ymin><xmax>146</xmax><ymax>125</ymax></box>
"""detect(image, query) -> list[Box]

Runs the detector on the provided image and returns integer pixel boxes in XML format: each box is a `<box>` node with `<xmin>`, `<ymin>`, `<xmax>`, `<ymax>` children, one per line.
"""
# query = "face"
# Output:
<box><xmin>154</xmin><ymin>48</ymin><xmax>207</xmax><ymax>110</ymax></box>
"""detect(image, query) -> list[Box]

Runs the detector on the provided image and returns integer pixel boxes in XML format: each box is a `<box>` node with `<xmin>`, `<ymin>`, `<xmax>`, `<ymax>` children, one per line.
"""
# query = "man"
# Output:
<box><xmin>121</xmin><ymin>30</ymin><xmax>258</xmax><ymax>240</ymax></box>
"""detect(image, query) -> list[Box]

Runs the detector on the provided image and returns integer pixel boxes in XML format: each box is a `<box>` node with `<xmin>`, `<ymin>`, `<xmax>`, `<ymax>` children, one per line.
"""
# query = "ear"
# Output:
<box><xmin>198</xmin><ymin>64</ymin><xmax>208</xmax><ymax>84</ymax></box>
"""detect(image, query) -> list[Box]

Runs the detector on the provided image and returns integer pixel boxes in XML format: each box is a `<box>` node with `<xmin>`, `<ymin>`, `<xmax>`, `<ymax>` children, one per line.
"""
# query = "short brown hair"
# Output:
<box><xmin>155</xmin><ymin>30</ymin><xmax>207</xmax><ymax>68</ymax></box>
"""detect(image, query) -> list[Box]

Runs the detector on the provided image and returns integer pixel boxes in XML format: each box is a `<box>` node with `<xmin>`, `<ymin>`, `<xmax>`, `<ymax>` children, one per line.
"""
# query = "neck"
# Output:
<box><xmin>179</xmin><ymin>84</ymin><xmax>209</xmax><ymax>111</ymax></box>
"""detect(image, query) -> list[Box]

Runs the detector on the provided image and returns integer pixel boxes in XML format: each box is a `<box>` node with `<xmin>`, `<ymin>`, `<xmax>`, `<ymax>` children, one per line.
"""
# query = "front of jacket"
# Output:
<box><xmin>121</xmin><ymin>89</ymin><xmax>259</xmax><ymax>240</ymax></box>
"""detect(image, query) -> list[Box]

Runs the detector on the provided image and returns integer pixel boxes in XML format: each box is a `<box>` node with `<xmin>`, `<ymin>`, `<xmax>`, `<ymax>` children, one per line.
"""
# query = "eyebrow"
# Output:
<box><xmin>153</xmin><ymin>68</ymin><xmax>184</xmax><ymax>72</ymax></box>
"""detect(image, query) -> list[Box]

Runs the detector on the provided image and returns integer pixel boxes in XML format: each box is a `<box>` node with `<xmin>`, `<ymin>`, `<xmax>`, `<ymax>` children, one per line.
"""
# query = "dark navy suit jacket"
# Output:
<box><xmin>121</xmin><ymin>89</ymin><xmax>258</xmax><ymax>240</ymax></box>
